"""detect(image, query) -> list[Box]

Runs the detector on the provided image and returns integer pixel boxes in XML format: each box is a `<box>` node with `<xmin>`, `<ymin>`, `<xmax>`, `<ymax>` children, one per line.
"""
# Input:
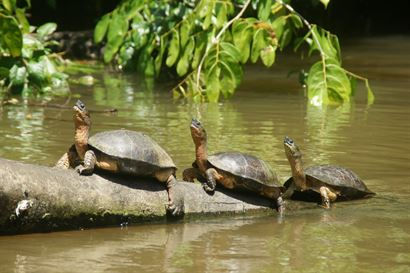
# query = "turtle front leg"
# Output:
<box><xmin>182</xmin><ymin>167</ymin><xmax>200</xmax><ymax>182</ymax></box>
<box><xmin>204</xmin><ymin>168</ymin><xmax>222</xmax><ymax>192</ymax></box>
<box><xmin>164</xmin><ymin>174</ymin><xmax>185</xmax><ymax>216</ymax></box>
<box><xmin>75</xmin><ymin>150</ymin><xmax>96</xmax><ymax>175</ymax></box>
<box><xmin>319</xmin><ymin>186</ymin><xmax>338</xmax><ymax>208</ymax></box>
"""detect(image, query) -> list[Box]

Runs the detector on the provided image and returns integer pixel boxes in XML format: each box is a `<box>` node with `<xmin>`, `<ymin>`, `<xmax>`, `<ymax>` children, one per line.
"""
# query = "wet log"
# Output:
<box><xmin>0</xmin><ymin>157</ymin><xmax>314</xmax><ymax>235</ymax></box>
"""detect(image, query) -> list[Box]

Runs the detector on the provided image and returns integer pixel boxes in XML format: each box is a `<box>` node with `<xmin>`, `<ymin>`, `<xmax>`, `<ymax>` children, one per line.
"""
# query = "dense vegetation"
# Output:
<box><xmin>94</xmin><ymin>0</ymin><xmax>374</xmax><ymax>105</ymax></box>
<box><xmin>0</xmin><ymin>0</ymin><xmax>374</xmax><ymax>105</ymax></box>
<box><xmin>0</xmin><ymin>0</ymin><xmax>68</xmax><ymax>97</ymax></box>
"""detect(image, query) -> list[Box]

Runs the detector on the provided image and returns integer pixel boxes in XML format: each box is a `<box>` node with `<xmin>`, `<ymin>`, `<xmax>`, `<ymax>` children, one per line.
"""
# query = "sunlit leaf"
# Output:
<box><xmin>320</xmin><ymin>0</ymin><xmax>330</xmax><ymax>8</ymax></box>
<box><xmin>154</xmin><ymin>36</ymin><xmax>166</xmax><ymax>76</ymax></box>
<box><xmin>94</xmin><ymin>14</ymin><xmax>111</xmax><ymax>43</ymax></box>
<box><xmin>37</xmin><ymin>22</ymin><xmax>57</xmax><ymax>40</ymax></box>
<box><xmin>15</xmin><ymin>8</ymin><xmax>30</xmax><ymax>33</ymax></box>
<box><xmin>9</xmin><ymin>65</ymin><xmax>27</xmax><ymax>86</ymax></box>
<box><xmin>220</xmin><ymin>42</ymin><xmax>241</xmax><ymax>63</ymax></box>
<box><xmin>232</xmin><ymin>20</ymin><xmax>254</xmax><ymax>63</ymax></box>
<box><xmin>206</xmin><ymin>64</ymin><xmax>221</xmax><ymax>102</ymax></box>
<box><xmin>260</xmin><ymin>45</ymin><xmax>276</xmax><ymax>67</ymax></box>
<box><xmin>215</xmin><ymin>3</ymin><xmax>227</xmax><ymax>28</ymax></box>
<box><xmin>0</xmin><ymin>14</ymin><xmax>22</xmax><ymax>57</ymax></box>
<box><xmin>166</xmin><ymin>29</ymin><xmax>180</xmax><ymax>67</ymax></box>
<box><xmin>179</xmin><ymin>20</ymin><xmax>191</xmax><ymax>48</ymax></box>
<box><xmin>251</xmin><ymin>28</ymin><xmax>268</xmax><ymax>63</ymax></box>
<box><xmin>192</xmin><ymin>32</ymin><xmax>207</xmax><ymax>69</ymax></box>
<box><xmin>176</xmin><ymin>37</ymin><xmax>195</xmax><ymax>76</ymax></box>
<box><xmin>307</xmin><ymin>58</ymin><xmax>351</xmax><ymax>106</ymax></box>
<box><xmin>257</xmin><ymin>0</ymin><xmax>272</xmax><ymax>21</ymax></box>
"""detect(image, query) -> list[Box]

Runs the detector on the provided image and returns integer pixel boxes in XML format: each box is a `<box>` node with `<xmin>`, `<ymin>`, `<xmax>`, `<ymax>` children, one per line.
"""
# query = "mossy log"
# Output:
<box><xmin>0</xmin><ymin>158</ymin><xmax>315</xmax><ymax>235</ymax></box>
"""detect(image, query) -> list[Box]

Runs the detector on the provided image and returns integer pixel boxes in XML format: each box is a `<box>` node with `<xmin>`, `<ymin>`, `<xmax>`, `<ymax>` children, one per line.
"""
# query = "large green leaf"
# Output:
<box><xmin>176</xmin><ymin>37</ymin><xmax>194</xmax><ymax>76</ymax></box>
<box><xmin>232</xmin><ymin>19</ymin><xmax>254</xmax><ymax>63</ymax></box>
<box><xmin>104</xmin><ymin>13</ymin><xmax>128</xmax><ymax>62</ymax></box>
<box><xmin>307</xmin><ymin>58</ymin><xmax>351</xmax><ymax>106</ymax></box>
<box><xmin>94</xmin><ymin>14</ymin><xmax>111</xmax><ymax>43</ymax></box>
<box><xmin>220</xmin><ymin>42</ymin><xmax>241</xmax><ymax>63</ymax></box>
<box><xmin>251</xmin><ymin>28</ymin><xmax>268</xmax><ymax>63</ymax></box>
<box><xmin>2</xmin><ymin>0</ymin><xmax>15</xmax><ymax>12</ymax></box>
<box><xmin>192</xmin><ymin>32</ymin><xmax>207</xmax><ymax>69</ymax></box>
<box><xmin>215</xmin><ymin>2</ymin><xmax>227</xmax><ymax>28</ymax></box>
<box><xmin>15</xmin><ymin>8</ymin><xmax>29</xmax><ymax>33</ymax></box>
<box><xmin>179</xmin><ymin>20</ymin><xmax>191</xmax><ymax>48</ymax></box>
<box><xmin>0</xmin><ymin>14</ymin><xmax>22</xmax><ymax>57</ymax></box>
<box><xmin>166</xmin><ymin>29</ymin><xmax>180</xmax><ymax>67</ymax></box>
<box><xmin>257</xmin><ymin>0</ymin><xmax>272</xmax><ymax>21</ymax></box>
<box><xmin>206</xmin><ymin>64</ymin><xmax>221</xmax><ymax>102</ymax></box>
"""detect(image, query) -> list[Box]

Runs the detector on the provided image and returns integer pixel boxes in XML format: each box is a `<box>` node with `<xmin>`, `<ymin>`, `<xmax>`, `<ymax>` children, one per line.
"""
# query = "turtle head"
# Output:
<box><xmin>190</xmin><ymin>118</ymin><xmax>207</xmax><ymax>145</ymax></box>
<box><xmin>73</xmin><ymin>100</ymin><xmax>91</xmax><ymax>127</ymax></box>
<box><xmin>284</xmin><ymin>136</ymin><xmax>302</xmax><ymax>162</ymax></box>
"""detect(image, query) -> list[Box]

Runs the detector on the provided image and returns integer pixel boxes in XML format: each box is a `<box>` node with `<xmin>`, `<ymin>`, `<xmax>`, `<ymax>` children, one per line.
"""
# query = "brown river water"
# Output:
<box><xmin>0</xmin><ymin>37</ymin><xmax>409</xmax><ymax>272</ymax></box>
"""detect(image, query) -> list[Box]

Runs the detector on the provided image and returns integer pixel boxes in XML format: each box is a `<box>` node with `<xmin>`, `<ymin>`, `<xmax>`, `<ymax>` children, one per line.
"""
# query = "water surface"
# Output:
<box><xmin>0</xmin><ymin>37</ymin><xmax>409</xmax><ymax>272</ymax></box>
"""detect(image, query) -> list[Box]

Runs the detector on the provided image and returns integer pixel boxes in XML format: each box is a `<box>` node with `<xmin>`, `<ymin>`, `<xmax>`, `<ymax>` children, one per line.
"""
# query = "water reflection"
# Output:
<box><xmin>304</xmin><ymin>103</ymin><xmax>352</xmax><ymax>164</ymax></box>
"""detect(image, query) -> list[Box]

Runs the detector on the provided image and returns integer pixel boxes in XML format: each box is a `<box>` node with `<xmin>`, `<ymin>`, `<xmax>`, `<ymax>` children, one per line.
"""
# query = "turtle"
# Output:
<box><xmin>182</xmin><ymin>119</ymin><xmax>285</xmax><ymax>212</ymax></box>
<box><xmin>55</xmin><ymin>100</ymin><xmax>184</xmax><ymax>215</ymax></box>
<box><xmin>283</xmin><ymin>136</ymin><xmax>375</xmax><ymax>208</ymax></box>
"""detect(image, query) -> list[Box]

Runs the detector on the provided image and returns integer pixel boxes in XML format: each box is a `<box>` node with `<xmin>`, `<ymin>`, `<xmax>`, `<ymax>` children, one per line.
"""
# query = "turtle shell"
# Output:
<box><xmin>285</xmin><ymin>165</ymin><xmax>374</xmax><ymax>199</ymax></box>
<box><xmin>88</xmin><ymin>130</ymin><xmax>176</xmax><ymax>170</ymax></box>
<box><xmin>207</xmin><ymin>152</ymin><xmax>281</xmax><ymax>188</ymax></box>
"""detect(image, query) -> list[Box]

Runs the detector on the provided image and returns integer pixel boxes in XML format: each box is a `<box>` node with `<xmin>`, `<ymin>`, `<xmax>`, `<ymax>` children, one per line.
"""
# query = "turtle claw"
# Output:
<box><xmin>202</xmin><ymin>183</ymin><xmax>215</xmax><ymax>193</ymax></box>
<box><xmin>75</xmin><ymin>165</ymin><xmax>92</xmax><ymax>176</ymax></box>
<box><xmin>166</xmin><ymin>179</ymin><xmax>185</xmax><ymax>217</ymax></box>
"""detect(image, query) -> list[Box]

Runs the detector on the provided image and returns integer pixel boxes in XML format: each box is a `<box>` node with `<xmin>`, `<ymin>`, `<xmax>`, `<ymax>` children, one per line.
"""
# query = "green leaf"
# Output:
<box><xmin>251</xmin><ymin>28</ymin><xmax>268</xmax><ymax>63</ymax></box>
<box><xmin>0</xmin><ymin>14</ymin><xmax>22</xmax><ymax>57</ymax></box>
<box><xmin>94</xmin><ymin>14</ymin><xmax>111</xmax><ymax>44</ymax></box>
<box><xmin>320</xmin><ymin>0</ymin><xmax>330</xmax><ymax>8</ymax></box>
<box><xmin>9</xmin><ymin>65</ymin><xmax>27</xmax><ymax>87</ymax></box>
<box><xmin>15</xmin><ymin>8</ymin><xmax>30</xmax><ymax>33</ymax></box>
<box><xmin>154</xmin><ymin>36</ymin><xmax>166</xmax><ymax>76</ymax></box>
<box><xmin>206</xmin><ymin>64</ymin><xmax>221</xmax><ymax>102</ymax></box>
<box><xmin>260</xmin><ymin>45</ymin><xmax>276</xmax><ymax>67</ymax></box>
<box><xmin>279</xmin><ymin>28</ymin><xmax>292</xmax><ymax>49</ymax></box>
<box><xmin>37</xmin><ymin>23</ymin><xmax>57</xmax><ymax>40</ymax></box>
<box><xmin>2</xmin><ymin>0</ymin><xmax>15</xmax><ymax>12</ymax></box>
<box><xmin>232</xmin><ymin>19</ymin><xmax>254</xmax><ymax>63</ymax></box>
<box><xmin>307</xmin><ymin>58</ymin><xmax>351</xmax><ymax>106</ymax></box>
<box><xmin>166</xmin><ymin>29</ymin><xmax>180</xmax><ymax>67</ymax></box>
<box><xmin>220</xmin><ymin>42</ymin><xmax>241</xmax><ymax>63</ymax></box>
<box><xmin>179</xmin><ymin>20</ymin><xmax>191</xmax><ymax>48</ymax></box>
<box><xmin>215</xmin><ymin>3</ymin><xmax>227</xmax><ymax>28</ymax></box>
<box><xmin>176</xmin><ymin>37</ymin><xmax>195</xmax><ymax>76</ymax></box>
<box><xmin>257</xmin><ymin>0</ymin><xmax>272</xmax><ymax>21</ymax></box>
<box><xmin>202</xmin><ymin>1</ymin><xmax>214</xmax><ymax>30</ymax></box>
<box><xmin>271</xmin><ymin>16</ymin><xmax>287</xmax><ymax>41</ymax></box>
<box><xmin>192</xmin><ymin>32</ymin><xmax>207</xmax><ymax>69</ymax></box>
<box><xmin>104</xmin><ymin>14</ymin><xmax>128</xmax><ymax>62</ymax></box>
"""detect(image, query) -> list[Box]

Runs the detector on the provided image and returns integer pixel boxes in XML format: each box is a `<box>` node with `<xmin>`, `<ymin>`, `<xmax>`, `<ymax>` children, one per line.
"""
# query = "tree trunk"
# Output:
<box><xmin>0</xmin><ymin>158</ymin><xmax>314</xmax><ymax>235</ymax></box>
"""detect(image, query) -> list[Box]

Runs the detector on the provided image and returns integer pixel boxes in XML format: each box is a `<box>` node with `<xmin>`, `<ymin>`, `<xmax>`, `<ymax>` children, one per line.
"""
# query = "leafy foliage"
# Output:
<box><xmin>0</xmin><ymin>0</ymin><xmax>68</xmax><ymax>96</ymax></box>
<box><xmin>94</xmin><ymin>0</ymin><xmax>373</xmax><ymax>105</ymax></box>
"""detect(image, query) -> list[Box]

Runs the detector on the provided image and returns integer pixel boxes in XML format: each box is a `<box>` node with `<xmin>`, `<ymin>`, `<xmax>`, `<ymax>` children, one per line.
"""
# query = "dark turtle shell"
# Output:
<box><xmin>88</xmin><ymin>130</ymin><xmax>176</xmax><ymax>169</ymax></box>
<box><xmin>285</xmin><ymin>165</ymin><xmax>375</xmax><ymax>199</ymax></box>
<box><xmin>207</xmin><ymin>152</ymin><xmax>282</xmax><ymax>188</ymax></box>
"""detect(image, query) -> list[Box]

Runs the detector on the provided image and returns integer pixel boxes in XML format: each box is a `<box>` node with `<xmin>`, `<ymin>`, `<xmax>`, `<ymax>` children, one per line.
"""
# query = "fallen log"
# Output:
<box><xmin>0</xmin><ymin>157</ymin><xmax>315</xmax><ymax>235</ymax></box>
